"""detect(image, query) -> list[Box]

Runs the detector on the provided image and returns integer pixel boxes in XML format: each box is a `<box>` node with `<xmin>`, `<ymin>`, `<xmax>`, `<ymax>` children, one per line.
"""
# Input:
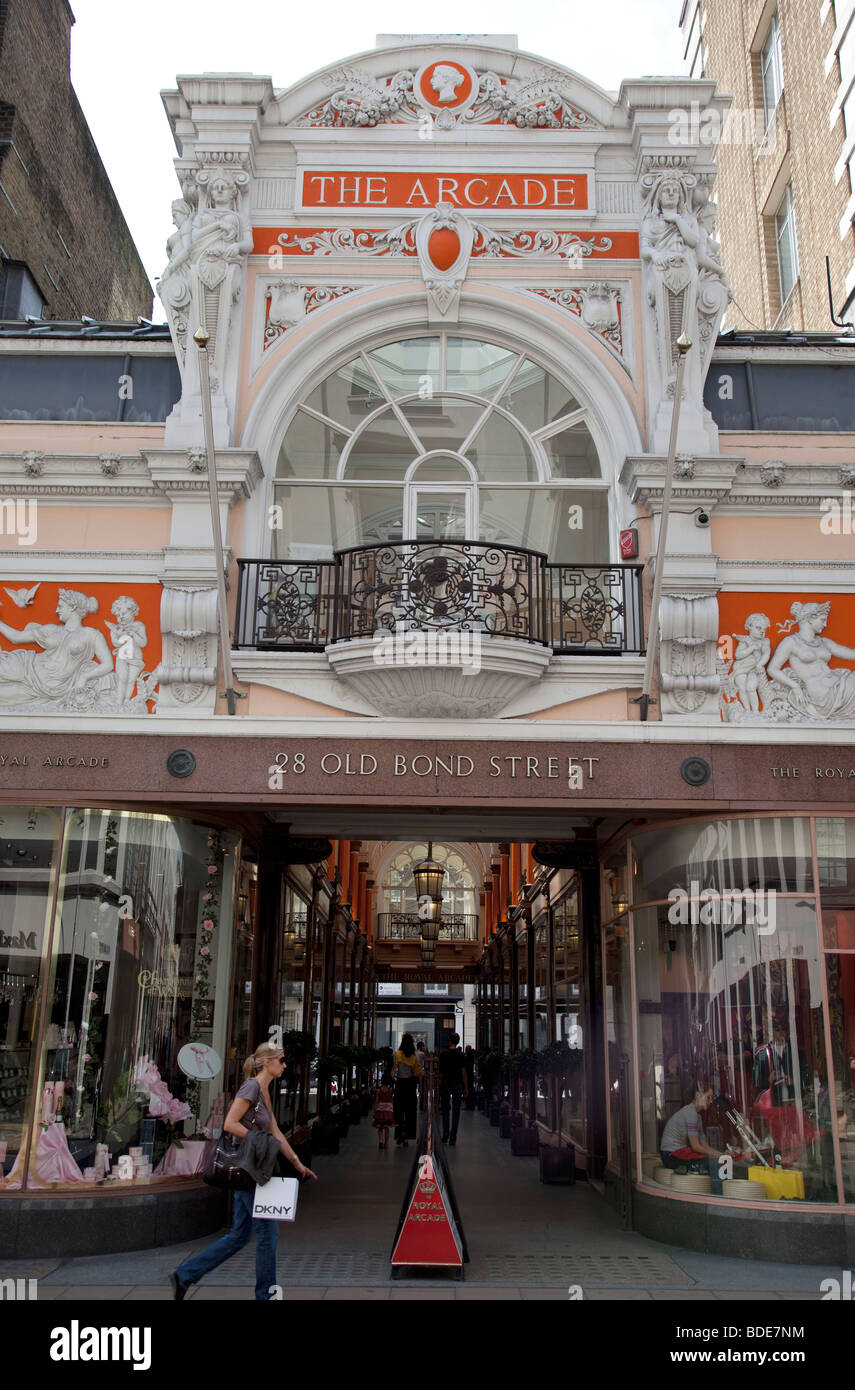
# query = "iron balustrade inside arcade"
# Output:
<box><xmin>376</xmin><ymin>913</ymin><xmax>479</xmax><ymax>941</ymax></box>
<box><xmin>235</xmin><ymin>542</ymin><xmax>644</xmax><ymax>654</ymax></box>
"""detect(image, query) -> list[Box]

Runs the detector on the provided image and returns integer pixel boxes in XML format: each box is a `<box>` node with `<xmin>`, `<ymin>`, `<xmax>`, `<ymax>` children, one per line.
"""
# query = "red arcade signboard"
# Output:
<box><xmin>391</xmin><ymin>1154</ymin><xmax>464</xmax><ymax>1271</ymax></box>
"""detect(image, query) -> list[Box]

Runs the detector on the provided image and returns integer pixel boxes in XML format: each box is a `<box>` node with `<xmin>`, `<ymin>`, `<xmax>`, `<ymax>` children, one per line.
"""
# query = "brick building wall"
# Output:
<box><xmin>679</xmin><ymin>0</ymin><xmax>855</xmax><ymax>331</ymax></box>
<box><xmin>0</xmin><ymin>0</ymin><xmax>152</xmax><ymax>319</ymax></box>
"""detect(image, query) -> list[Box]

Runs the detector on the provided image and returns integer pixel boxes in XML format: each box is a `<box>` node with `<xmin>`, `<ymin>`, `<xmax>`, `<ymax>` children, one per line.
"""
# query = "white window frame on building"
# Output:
<box><xmin>774</xmin><ymin>182</ymin><xmax>799</xmax><ymax>305</ymax></box>
<box><xmin>761</xmin><ymin>10</ymin><xmax>784</xmax><ymax>126</ymax></box>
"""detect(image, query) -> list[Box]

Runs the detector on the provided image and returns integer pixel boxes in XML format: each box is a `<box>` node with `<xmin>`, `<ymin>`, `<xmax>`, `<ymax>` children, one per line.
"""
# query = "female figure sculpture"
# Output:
<box><xmin>0</xmin><ymin>589</ymin><xmax>113</xmax><ymax>708</ymax></box>
<box><xmin>767</xmin><ymin>601</ymin><xmax>855</xmax><ymax>720</ymax></box>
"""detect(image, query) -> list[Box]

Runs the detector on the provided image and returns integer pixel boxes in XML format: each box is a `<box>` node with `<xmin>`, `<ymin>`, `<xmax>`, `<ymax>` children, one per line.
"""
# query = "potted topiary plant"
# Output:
<box><xmin>537</xmin><ymin>1042</ymin><xmax>577</xmax><ymax>1183</ymax></box>
<box><xmin>508</xmin><ymin>1049</ymin><xmax>540</xmax><ymax>1155</ymax></box>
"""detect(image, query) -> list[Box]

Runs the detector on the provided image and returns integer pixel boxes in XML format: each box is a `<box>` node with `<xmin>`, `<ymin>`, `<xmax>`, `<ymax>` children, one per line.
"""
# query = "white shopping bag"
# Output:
<box><xmin>252</xmin><ymin>1176</ymin><xmax>299</xmax><ymax>1221</ymax></box>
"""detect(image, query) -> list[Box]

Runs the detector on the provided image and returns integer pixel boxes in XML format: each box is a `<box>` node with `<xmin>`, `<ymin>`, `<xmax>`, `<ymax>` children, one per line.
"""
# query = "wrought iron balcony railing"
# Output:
<box><xmin>376</xmin><ymin>913</ymin><xmax>480</xmax><ymax>942</ymax></box>
<box><xmin>235</xmin><ymin>541</ymin><xmax>644</xmax><ymax>655</ymax></box>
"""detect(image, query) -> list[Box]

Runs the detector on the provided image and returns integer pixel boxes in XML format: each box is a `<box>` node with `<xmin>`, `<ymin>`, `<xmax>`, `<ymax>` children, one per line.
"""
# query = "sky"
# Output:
<box><xmin>68</xmin><ymin>0</ymin><xmax>686</xmax><ymax>310</ymax></box>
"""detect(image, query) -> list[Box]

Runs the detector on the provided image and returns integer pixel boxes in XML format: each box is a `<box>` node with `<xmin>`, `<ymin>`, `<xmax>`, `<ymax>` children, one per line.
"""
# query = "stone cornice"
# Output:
<box><xmin>621</xmin><ymin>454</ymin><xmax>855</xmax><ymax>510</ymax></box>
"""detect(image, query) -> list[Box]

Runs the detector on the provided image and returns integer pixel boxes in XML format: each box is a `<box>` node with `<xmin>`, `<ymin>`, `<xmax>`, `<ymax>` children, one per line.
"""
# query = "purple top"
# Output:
<box><xmin>236</xmin><ymin>1078</ymin><xmax>273</xmax><ymax>1133</ymax></box>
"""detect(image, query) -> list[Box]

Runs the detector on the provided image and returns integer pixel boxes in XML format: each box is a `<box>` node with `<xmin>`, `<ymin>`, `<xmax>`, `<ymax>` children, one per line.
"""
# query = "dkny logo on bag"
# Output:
<box><xmin>50</xmin><ymin>1320</ymin><xmax>152</xmax><ymax>1370</ymax></box>
<box><xmin>253</xmin><ymin>1202</ymin><xmax>292</xmax><ymax>1216</ymax></box>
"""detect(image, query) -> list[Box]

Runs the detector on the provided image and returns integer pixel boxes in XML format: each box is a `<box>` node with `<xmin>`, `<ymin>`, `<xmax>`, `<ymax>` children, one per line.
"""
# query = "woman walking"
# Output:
<box><xmin>170</xmin><ymin>1042</ymin><xmax>317</xmax><ymax>1301</ymax></box>
<box><xmin>393</xmin><ymin>1033</ymin><xmax>422</xmax><ymax>1147</ymax></box>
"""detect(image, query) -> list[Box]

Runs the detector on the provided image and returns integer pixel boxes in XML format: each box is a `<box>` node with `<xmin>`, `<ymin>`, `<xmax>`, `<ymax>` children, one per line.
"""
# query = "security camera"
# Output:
<box><xmin>694</xmin><ymin>509</ymin><xmax>711</xmax><ymax>528</ymax></box>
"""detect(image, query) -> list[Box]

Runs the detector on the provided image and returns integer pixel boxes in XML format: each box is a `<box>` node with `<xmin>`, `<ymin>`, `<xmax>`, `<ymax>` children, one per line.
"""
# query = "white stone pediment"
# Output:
<box><xmin>273</xmin><ymin>40</ymin><xmax>619</xmax><ymax>132</ymax></box>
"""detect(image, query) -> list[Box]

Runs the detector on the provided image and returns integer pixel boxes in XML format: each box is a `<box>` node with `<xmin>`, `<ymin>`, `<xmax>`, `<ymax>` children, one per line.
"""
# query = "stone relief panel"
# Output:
<box><xmin>293</xmin><ymin>61</ymin><xmax>600</xmax><ymax>131</ymax></box>
<box><xmin>718</xmin><ymin>594</ymin><xmax>855</xmax><ymax>723</ymax></box>
<box><xmin>527</xmin><ymin>283</ymin><xmax>623</xmax><ymax>355</ymax></box>
<box><xmin>0</xmin><ymin>583</ymin><xmax>162</xmax><ymax>715</ymax></box>
<box><xmin>659</xmin><ymin>592</ymin><xmax>721</xmax><ymax>719</ymax></box>
<box><xmin>269</xmin><ymin>221</ymin><xmax>624</xmax><ymax>262</ymax></box>
<box><xmin>157</xmin><ymin>586</ymin><xmax>219</xmax><ymax>713</ymax></box>
<box><xmin>263</xmin><ymin>283</ymin><xmax>359</xmax><ymax>351</ymax></box>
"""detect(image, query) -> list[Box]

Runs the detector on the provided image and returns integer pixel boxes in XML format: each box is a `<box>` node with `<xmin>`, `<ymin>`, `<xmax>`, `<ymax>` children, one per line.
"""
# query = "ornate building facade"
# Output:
<box><xmin>0</xmin><ymin>35</ymin><xmax>853</xmax><ymax>1263</ymax></box>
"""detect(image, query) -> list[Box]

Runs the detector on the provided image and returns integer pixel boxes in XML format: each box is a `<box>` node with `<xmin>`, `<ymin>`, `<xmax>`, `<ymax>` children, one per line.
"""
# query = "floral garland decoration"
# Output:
<box><xmin>185</xmin><ymin>830</ymin><xmax>224</xmax><ymax>1119</ymax></box>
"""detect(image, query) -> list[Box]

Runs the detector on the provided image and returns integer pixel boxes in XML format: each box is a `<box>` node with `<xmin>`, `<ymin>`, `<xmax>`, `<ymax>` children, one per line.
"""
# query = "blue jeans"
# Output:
<box><xmin>175</xmin><ymin>1188</ymin><xmax>278</xmax><ymax>1300</ymax></box>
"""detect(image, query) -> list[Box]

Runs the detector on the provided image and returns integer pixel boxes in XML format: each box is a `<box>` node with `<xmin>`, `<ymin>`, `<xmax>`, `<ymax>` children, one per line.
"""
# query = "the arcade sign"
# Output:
<box><xmin>299</xmin><ymin>170</ymin><xmax>588</xmax><ymax>211</ymax></box>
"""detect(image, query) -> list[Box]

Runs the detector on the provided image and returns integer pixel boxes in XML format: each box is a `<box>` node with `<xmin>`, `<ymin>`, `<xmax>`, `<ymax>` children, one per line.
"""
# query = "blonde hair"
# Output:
<box><xmin>242</xmin><ymin>1042</ymin><xmax>282</xmax><ymax>1080</ymax></box>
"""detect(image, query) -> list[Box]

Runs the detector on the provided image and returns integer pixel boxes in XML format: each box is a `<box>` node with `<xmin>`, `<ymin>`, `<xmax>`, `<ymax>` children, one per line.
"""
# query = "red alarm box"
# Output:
<box><xmin>619</xmin><ymin>527</ymin><xmax>638</xmax><ymax>559</ymax></box>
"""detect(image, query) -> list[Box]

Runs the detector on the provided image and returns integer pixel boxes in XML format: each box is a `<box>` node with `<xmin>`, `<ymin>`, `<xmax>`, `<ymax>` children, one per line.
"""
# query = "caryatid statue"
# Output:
<box><xmin>158</xmin><ymin>164</ymin><xmax>253</xmax><ymax>411</ymax></box>
<box><xmin>640</xmin><ymin>158</ymin><xmax>732</xmax><ymax>450</ymax></box>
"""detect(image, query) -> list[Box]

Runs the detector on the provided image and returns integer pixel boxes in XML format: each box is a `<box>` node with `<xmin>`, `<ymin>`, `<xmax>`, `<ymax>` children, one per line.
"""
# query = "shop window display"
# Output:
<box><xmin>629</xmin><ymin>815</ymin><xmax>854</xmax><ymax>1205</ymax></box>
<box><xmin>1</xmin><ymin>809</ymin><xmax>237</xmax><ymax>1192</ymax></box>
<box><xmin>0</xmin><ymin>808</ymin><xmax>64</xmax><ymax>1185</ymax></box>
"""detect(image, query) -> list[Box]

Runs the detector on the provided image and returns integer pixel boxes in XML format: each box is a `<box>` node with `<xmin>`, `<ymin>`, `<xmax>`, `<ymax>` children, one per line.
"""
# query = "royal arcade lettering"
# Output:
<box><xmin>300</xmin><ymin>170</ymin><xmax>587</xmax><ymax>210</ymax></box>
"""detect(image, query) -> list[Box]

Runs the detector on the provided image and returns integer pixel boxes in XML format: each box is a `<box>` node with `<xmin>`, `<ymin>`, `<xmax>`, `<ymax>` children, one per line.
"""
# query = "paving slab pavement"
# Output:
<box><xmin>0</xmin><ymin>1108</ymin><xmax>840</xmax><ymax>1300</ymax></box>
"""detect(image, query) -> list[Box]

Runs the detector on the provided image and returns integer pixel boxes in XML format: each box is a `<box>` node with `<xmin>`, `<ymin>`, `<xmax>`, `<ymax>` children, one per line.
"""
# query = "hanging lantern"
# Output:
<box><xmin>411</xmin><ymin>841</ymin><xmax>445</xmax><ymax>908</ymax></box>
<box><xmin>419</xmin><ymin>915</ymin><xmax>441</xmax><ymax>943</ymax></box>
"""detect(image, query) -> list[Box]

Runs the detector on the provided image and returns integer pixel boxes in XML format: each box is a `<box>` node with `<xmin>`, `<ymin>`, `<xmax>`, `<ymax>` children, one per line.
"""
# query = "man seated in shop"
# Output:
<box><xmin>660</xmin><ymin>1085</ymin><xmax>731</xmax><ymax>1176</ymax></box>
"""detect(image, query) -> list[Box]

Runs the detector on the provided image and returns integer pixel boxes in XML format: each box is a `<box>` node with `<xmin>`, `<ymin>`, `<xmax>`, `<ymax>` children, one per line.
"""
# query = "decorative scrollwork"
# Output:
<box><xmin>235</xmin><ymin>551</ymin><xmax>642</xmax><ymax>654</ymax></box>
<box><xmin>249</xmin><ymin>562</ymin><xmax>335</xmax><ymax>646</ymax></box>
<box><xmin>340</xmin><ymin>542</ymin><xmax>540</xmax><ymax>641</ymax></box>
<box><xmin>548</xmin><ymin>566</ymin><xmax>629</xmax><ymax>650</ymax></box>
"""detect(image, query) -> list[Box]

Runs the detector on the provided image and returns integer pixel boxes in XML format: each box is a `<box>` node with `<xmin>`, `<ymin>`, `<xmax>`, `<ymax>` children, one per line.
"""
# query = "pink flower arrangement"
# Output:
<box><xmin>203</xmin><ymin>892</ymin><xmax>212</xmax><ymax>902</ymax></box>
<box><xmin>200</xmin><ymin>945</ymin><xmax>210</xmax><ymax>957</ymax></box>
<box><xmin>83</xmin><ymin>1054</ymin><xmax>91</xmax><ymax>1063</ymax></box>
<box><xmin>202</xmin><ymin>919</ymin><xmax>214</xmax><ymax>931</ymax></box>
<box><xmin>88</xmin><ymin>991</ymin><xmax>98</xmax><ymax>1002</ymax></box>
<box><xmin>207</xmin><ymin>865</ymin><xmax>218</xmax><ymax>876</ymax></box>
<box><xmin>134</xmin><ymin>1055</ymin><xmax>192</xmax><ymax>1123</ymax></box>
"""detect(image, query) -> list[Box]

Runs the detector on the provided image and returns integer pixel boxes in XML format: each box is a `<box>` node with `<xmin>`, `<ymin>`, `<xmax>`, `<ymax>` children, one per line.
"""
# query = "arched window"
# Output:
<box><xmin>273</xmin><ymin>333</ymin><xmax>609</xmax><ymax>560</ymax></box>
<box><xmin>381</xmin><ymin>842</ymin><xmax>477</xmax><ymax>919</ymax></box>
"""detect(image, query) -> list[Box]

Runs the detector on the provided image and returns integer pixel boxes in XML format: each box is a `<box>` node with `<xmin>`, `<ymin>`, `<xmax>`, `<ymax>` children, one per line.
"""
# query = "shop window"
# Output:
<box><xmin>0</xmin><ymin>808</ymin><xmax>64</xmax><ymax>1187</ymax></box>
<box><xmin>631</xmin><ymin>817</ymin><xmax>813</xmax><ymax>903</ymax></box>
<box><xmin>2</xmin><ymin>810</ymin><xmax>237</xmax><ymax>1192</ymax></box>
<box><xmin>634</xmin><ymin>896</ymin><xmax>836</xmax><ymax>1202</ymax></box>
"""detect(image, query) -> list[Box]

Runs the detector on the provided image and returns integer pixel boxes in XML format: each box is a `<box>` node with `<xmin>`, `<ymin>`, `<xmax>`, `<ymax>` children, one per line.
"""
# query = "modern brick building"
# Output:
<box><xmin>0</xmin><ymin>0</ymin><xmax>152</xmax><ymax>321</ymax></box>
<box><xmin>678</xmin><ymin>0</ymin><xmax>855</xmax><ymax>330</ymax></box>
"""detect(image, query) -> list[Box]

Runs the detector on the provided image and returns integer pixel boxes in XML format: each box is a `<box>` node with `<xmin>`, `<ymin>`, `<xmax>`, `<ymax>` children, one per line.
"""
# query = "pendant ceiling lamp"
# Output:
<box><xmin>411</xmin><ymin>841</ymin><xmax>445</xmax><ymax>909</ymax></box>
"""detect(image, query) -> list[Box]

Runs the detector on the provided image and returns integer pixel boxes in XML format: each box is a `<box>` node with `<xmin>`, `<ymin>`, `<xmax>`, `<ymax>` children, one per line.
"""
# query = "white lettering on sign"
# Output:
<box><xmin>300</xmin><ymin>171</ymin><xmax>587</xmax><ymax>211</ymax></box>
<box><xmin>267</xmin><ymin>750</ymin><xmax>600</xmax><ymax>784</ymax></box>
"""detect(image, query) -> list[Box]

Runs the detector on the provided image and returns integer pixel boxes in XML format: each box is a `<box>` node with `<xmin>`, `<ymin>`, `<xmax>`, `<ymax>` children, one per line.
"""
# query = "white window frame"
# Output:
<box><xmin>774</xmin><ymin>184</ymin><xmax>799</xmax><ymax>306</ymax></box>
<box><xmin>761</xmin><ymin>11</ymin><xmax>784</xmax><ymax>125</ymax></box>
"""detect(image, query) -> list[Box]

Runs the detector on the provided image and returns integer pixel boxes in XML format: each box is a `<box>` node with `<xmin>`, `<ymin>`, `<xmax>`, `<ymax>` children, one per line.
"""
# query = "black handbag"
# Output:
<box><xmin>203</xmin><ymin>1096</ymin><xmax>261</xmax><ymax>1189</ymax></box>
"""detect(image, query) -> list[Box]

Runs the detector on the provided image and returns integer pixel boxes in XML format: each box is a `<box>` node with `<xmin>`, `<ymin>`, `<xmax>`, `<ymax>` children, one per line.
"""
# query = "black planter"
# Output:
<box><xmin>539</xmin><ymin>1144</ymin><xmax>575</xmax><ymax>1184</ymax></box>
<box><xmin>311</xmin><ymin>1121</ymin><xmax>339</xmax><ymax>1155</ymax></box>
<box><xmin>511</xmin><ymin>1126</ymin><xmax>540</xmax><ymax>1157</ymax></box>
